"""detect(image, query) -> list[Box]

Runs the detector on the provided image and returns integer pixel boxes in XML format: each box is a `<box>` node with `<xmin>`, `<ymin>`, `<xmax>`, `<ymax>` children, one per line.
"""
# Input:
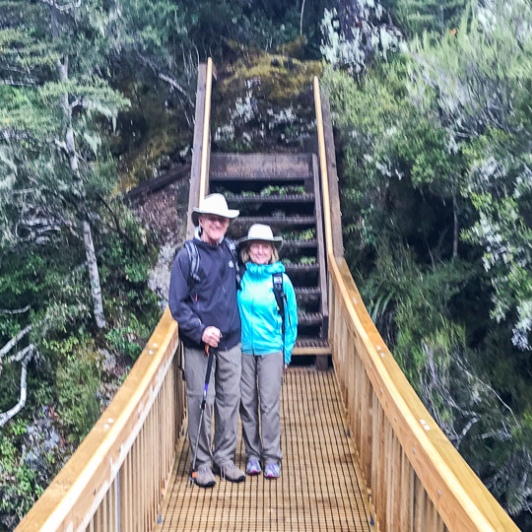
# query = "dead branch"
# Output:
<box><xmin>0</xmin><ymin>325</ymin><xmax>32</xmax><ymax>359</ymax></box>
<box><xmin>157</xmin><ymin>73</ymin><xmax>194</xmax><ymax>105</ymax></box>
<box><xmin>1</xmin><ymin>305</ymin><xmax>31</xmax><ymax>315</ymax></box>
<box><xmin>0</xmin><ymin>347</ymin><xmax>35</xmax><ymax>428</ymax></box>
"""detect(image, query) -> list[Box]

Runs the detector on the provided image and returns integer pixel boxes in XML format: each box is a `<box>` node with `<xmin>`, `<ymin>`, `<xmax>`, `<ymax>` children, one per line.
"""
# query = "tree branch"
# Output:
<box><xmin>1</xmin><ymin>305</ymin><xmax>31</xmax><ymax>315</ymax></box>
<box><xmin>0</xmin><ymin>350</ymin><xmax>34</xmax><ymax>428</ymax></box>
<box><xmin>0</xmin><ymin>325</ymin><xmax>32</xmax><ymax>359</ymax></box>
<box><xmin>157</xmin><ymin>73</ymin><xmax>193</xmax><ymax>105</ymax></box>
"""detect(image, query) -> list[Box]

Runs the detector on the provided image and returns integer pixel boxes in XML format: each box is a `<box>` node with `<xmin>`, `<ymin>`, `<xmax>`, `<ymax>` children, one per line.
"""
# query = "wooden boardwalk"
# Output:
<box><xmin>157</xmin><ymin>367</ymin><xmax>374</xmax><ymax>531</ymax></box>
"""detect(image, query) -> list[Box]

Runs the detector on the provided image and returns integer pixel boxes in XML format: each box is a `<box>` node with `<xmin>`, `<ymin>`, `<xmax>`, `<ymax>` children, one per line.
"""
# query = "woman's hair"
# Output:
<box><xmin>241</xmin><ymin>243</ymin><xmax>279</xmax><ymax>264</ymax></box>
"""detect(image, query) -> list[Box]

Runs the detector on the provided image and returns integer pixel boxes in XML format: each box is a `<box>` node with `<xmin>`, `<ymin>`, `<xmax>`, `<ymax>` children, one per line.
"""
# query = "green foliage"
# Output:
<box><xmin>52</xmin><ymin>339</ymin><xmax>100</xmax><ymax>442</ymax></box>
<box><xmin>406</xmin><ymin>0</ymin><xmax>532</xmax><ymax>351</ymax></box>
<box><xmin>0</xmin><ymin>430</ymin><xmax>45</xmax><ymax>530</ymax></box>
<box><xmin>328</xmin><ymin>0</ymin><xmax>532</xmax><ymax>520</ymax></box>
<box><xmin>390</xmin><ymin>0</ymin><xmax>467</xmax><ymax>37</ymax></box>
<box><xmin>324</xmin><ymin>62</ymin><xmax>466</xmax><ymax>271</ymax></box>
<box><xmin>105</xmin><ymin>313</ymin><xmax>150</xmax><ymax>360</ymax></box>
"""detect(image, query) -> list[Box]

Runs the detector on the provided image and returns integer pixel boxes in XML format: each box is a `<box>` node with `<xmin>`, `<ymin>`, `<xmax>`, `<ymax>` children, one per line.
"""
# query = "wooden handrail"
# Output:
<box><xmin>314</xmin><ymin>76</ymin><xmax>517</xmax><ymax>531</ymax></box>
<box><xmin>313</xmin><ymin>77</ymin><xmax>334</xmax><ymax>259</ymax></box>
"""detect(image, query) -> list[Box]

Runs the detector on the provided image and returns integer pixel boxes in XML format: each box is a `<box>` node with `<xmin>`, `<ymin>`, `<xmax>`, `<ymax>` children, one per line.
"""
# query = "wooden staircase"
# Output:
<box><xmin>209</xmin><ymin>152</ymin><xmax>330</xmax><ymax>367</ymax></box>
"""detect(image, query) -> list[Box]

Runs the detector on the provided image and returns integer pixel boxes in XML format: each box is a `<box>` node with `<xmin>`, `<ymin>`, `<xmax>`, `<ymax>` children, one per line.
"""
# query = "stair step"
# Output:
<box><xmin>282</xmin><ymin>239</ymin><xmax>318</xmax><ymax>249</ymax></box>
<box><xmin>285</xmin><ymin>263</ymin><xmax>320</xmax><ymax>273</ymax></box>
<box><xmin>294</xmin><ymin>287</ymin><xmax>321</xmax><ymax>300</ymax></box>
<box><xmin>227</xmin><ymin>193</ymin><xmax>315</xmax><ymax>204</ymax></box>
<box><xmin>298</xmin><ymin>312</ymin><xmax>324</xmax><ymax>326</ymax></box>
<box><xmin>293</xmin><ymin>338</ymin><xmax>331</xmax><ymax>356</ymax></box>
<box><xmin>210</xmin><ymin>153</ymin><xmax>314</xmax><ymax>181</ymax></box>
<box><xmin>231</xmin><ymin>216</ymin><xmax>316</xmax><ymax>227</ymax></box>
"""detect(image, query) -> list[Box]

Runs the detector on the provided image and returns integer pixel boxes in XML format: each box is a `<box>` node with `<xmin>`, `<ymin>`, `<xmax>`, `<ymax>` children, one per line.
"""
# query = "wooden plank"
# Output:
<box><xmin>187</xmin><ymin>64</ymin><xmax>207</xmax><ymax>240</ymax></box>
<box><xmin>311</xmin><ymin>153</ymin><xmax>330</xmax><ymax>373</ymax></box>
<box><xmin>320</xmin><ymin>87</ymin><xmax>344</xmax><ymax>258</ymax></box>
<box><xmin>210</xmin><ymin>153</ymin><xmax>314</xmax><ymax>180</ymax></box>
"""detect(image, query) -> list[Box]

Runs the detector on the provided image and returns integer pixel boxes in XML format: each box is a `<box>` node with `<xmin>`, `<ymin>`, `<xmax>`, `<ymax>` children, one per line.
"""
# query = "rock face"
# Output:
<box><xmin>129</xmin><ymin>172</ymin><xmax>190</xmax><ymax>308</ymax></box>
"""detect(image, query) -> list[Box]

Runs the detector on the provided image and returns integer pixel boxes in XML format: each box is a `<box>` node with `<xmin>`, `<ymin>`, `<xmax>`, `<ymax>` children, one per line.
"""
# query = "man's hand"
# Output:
<box><xmin>202</xmin><ymin>326</ymin><xmax>222</xmax><ymax>348</ymax></box>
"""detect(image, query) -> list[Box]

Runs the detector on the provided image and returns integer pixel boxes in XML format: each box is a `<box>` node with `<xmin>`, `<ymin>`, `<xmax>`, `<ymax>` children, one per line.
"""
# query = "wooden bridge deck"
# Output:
<box><xmin>157</xmin><ymin>367</ymin><xmax>374</xmax><ymax>531</ymax></box>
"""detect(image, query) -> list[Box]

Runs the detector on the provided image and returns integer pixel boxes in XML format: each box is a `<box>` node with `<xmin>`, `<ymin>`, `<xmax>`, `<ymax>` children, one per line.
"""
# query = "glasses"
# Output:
<box><xmin>202</xmin><ymin>214</ymin><xmax>229</xmax><ymax>224</ymax></box>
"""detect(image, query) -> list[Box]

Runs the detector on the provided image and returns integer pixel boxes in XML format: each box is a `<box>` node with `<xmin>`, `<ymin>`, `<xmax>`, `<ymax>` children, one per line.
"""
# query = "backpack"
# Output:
<box><xmin>184</xmin><ymin>239</ymin><xmax>242</xmax><ymax>289</ymax></box>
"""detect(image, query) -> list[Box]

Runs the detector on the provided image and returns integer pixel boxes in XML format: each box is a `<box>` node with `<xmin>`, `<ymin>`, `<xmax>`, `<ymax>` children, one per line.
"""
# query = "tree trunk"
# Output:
<box><xmin>300</xmin><ymin>0</ymin><xmax>306</xmax><ymax>35</ymax></box>
<box><xmin>51</xmin><ymin>6</ymin><xmax>106</xmax><ymax>329</ymax></box>
<box><xmin>83</xmin><ymin>219</ymin><xmax>107</xmax><ymax>329</ymax></box>
<box><xmin>452</xmin><ymin>192</ymin><xmax>458</xmax><ymax>258</ymax></box>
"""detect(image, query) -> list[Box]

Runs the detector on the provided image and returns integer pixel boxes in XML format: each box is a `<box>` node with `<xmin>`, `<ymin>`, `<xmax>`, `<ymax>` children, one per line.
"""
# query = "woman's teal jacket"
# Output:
<box><xmin>237</xmin><ymin>261</ymin><xmax>298</xmax><ymax>365</ymax></box>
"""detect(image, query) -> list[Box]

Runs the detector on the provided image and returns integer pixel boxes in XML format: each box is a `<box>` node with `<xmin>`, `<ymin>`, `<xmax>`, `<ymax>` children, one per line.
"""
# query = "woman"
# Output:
<box><xmin>237</xmin><ymin>224</ymin><xmax>298</xmax><ymax>479</ymax></box>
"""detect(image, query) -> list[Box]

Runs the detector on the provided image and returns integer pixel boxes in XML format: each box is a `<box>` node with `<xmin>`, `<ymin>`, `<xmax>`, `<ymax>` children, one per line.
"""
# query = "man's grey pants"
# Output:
<box><xmin>185</xmin><ymin>343</ymin><xmax>241</xmax><ymax>469</ymax></box>
<box><xmin>240</xmin><ymin>351</ymin><xmax>284</xmax><ymax>465</ymax></box>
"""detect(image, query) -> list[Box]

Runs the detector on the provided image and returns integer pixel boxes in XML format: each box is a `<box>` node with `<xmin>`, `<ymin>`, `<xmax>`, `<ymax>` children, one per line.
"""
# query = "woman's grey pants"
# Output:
<box><xmin>240</xmin><ymin>351</ymin><xmax>284</xmax><ymax>465</ymax></box>
<box><xmin>185</xmin><ymin>343</ymin><xmax>241</xmax><ymax>469</ymax></box>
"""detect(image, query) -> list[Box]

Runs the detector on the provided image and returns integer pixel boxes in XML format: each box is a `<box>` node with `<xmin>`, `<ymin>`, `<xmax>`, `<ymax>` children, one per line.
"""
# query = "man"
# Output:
<box><xmin>169</xmin><ymin>193</ymin><xmax>245</xmax><ymax>487</ymax></box>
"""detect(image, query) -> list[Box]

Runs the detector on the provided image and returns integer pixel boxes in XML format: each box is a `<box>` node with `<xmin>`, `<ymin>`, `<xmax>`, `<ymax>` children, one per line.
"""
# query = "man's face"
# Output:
<box><xmin>199</xmin><ymin>214</ymin><xmax>230</xmax><ymax>244</ymax></box>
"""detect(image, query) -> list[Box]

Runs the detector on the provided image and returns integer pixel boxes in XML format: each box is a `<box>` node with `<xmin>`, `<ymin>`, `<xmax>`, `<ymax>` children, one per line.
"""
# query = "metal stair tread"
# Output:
<box><xmin>227</xmin><ymin>193</ymin><xmax>315</xmax><ymax>203</ymax></box>
<box><xmin>284</xmin><ymin>263</ymin><xmax>320</xmax><ymax>271</ymax></box>
<box><xmin>282</xmin><ymin>239</ymin><xmax>318</xmax><ymax>248</ymax></box>
<box><xmin>293</xmin><ymin>337</ymin><xmax>331</xmax><ymax>355</ymax></box>
<box><xmin>294</xmin><ymin>287</ymin><xmax>321</xmax><ymax>295</ymax></box>
<box><xmin>298</xmin><ymin>312</ymin><xmax>323</xmax><ymax>325</ymax></box>
<box><xmin>233</xmin><ymin>215</ymin><xmax>316</xmax><ymax>225</ymax></box>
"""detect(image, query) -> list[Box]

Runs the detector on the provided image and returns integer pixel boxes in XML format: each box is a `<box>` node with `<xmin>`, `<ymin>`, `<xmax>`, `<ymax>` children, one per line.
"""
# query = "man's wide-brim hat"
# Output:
<box><xmin>237</xmin><ymin>223</ymin><xmax>283</xmax><ymax>249</ymax></box>
<box><xmin>191</xmin><ymin>193</ymin><xmax>239</xmax><ymax>226</ymax></box>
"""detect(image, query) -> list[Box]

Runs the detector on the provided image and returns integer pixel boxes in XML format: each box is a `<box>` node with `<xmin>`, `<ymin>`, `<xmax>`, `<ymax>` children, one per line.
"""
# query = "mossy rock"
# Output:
<box><xmin>212</xmin><ymin>48</ymin><xmax>323</xmax><ymax>151</ymax></box>
<box><xmin>217</xmin><ymin>47</ymin><xmax>322</xmax><ymax>104</ymax></box>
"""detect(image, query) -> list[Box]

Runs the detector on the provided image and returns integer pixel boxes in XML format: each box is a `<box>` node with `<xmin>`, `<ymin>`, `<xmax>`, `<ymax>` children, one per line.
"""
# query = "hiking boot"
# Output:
<box><xmin>194</xmin><ymin>465</ymin><xmax>216</xmax><ymax>488</ymax></box>
<box><xmin>264</xmin><ymin>462</ymin><xmax>281</xmax><ymax>479</ymax></box>
<box><xmin>245</xmin><ymin>458</ymin><xmax>262</xmax><ymax>476</ymax></box>
<box><xmin>215</xmin><ymin>461</ymin><xmax>245</xmax><ymax>483</ymax></box>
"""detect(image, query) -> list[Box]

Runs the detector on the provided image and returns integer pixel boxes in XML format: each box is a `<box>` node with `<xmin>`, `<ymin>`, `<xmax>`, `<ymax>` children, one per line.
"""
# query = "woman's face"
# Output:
<box><xmin>248</xmin><ymin>241</ymin><xmax>273</xmax><ymax>265</ymax></box>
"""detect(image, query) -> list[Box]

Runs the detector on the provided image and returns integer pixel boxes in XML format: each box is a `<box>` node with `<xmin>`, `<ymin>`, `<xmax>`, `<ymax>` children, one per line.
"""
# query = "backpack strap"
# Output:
<box><xmin>184</xmin><ymin>241</ymin><xmax>201</xmax><ymax>285</ymax></box>
<box><xmin>272</xmin><ymin>273</ymin><xmax>286</xmax><ymax>361</ymax></box>
<box><xmin>272</xmin><ymin>273</ymin><xmax>285</xmax><ymax>322</ymax></box>
<box><xmin>185</xmin><ymin>239</ymin><xmax>242</xmax><ymax>289</ymax></box>
<box><xmin>225</xmin><ymin>239</ymin><xmax>242</xmax><ymax>290</ymax></box>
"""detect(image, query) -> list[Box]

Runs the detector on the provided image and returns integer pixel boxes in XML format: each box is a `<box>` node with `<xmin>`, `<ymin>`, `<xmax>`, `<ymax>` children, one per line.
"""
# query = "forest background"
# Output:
<box><xmin>1</xmin><ymin>0</ymin><xmax>531</xmax><ymax>529</ymax></box>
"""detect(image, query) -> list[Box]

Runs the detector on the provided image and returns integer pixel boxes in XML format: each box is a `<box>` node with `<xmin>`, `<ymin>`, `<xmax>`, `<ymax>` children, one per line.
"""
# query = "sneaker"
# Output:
<box><xmin>264</xmin><ymin>462</ymin><xmax>281</xmax><ymax>479</ymax></box>
<box><xmin>245</xmin><ymin>459</ymin><xmax>262</xmax><ymax>476</ymax></box>
<box><xmin>215</xmin><ymin>461</ymin><xmax>246</xmax><ymax>483</ymax></box>
<box><xmin>194</xmin><ymin>465</ymin><xmax>216</xmax><ymax>488</ymax></box>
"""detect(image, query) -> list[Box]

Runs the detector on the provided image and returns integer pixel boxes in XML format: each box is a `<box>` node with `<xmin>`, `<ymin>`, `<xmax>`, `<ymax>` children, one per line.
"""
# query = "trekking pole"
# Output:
<box><xmin>190</xmin><ymin>344</ymin><xmax>216</xmax><ymax>484</ymax></box>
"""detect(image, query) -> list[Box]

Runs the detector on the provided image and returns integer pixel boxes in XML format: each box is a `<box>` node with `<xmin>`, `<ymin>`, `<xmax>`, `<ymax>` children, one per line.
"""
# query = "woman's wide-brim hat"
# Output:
<box><xmin>237</xmin><ymin>223</ymin><xmax>283</xmax><ymax>249</ymax></box>
<box><xmin>191</xmin><ymin>193</ymin><xmax>239</xmax><ymax>226</ymax></box>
